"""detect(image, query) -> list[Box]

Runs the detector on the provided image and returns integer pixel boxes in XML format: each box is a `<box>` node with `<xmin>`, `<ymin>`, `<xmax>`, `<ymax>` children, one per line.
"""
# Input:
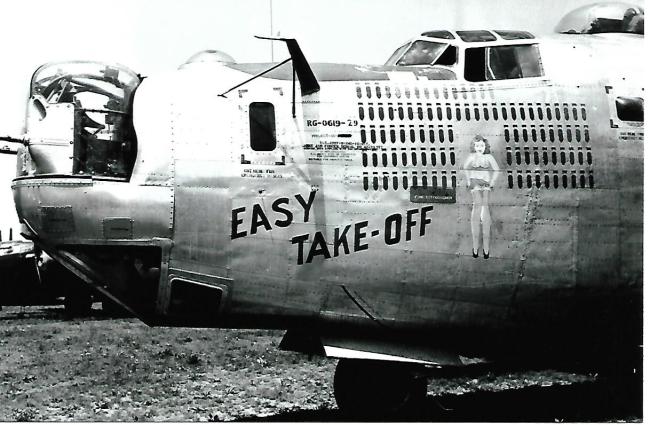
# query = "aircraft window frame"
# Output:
<box><xmin>385</xmin><ymin>43</ymin><xmax>410</xmax><ymax>66</ymax></box>
<box><xmin>396</xmin><ymin>40</ymin><xmax>452</xmax><ymax>66</ymax></box>
<box><xmin>249</xmin><ymin>102</ymin><xmax>277</xmax><ymax>151</ymax></box>
<box><xmin>615</xmin><ymin>97</ymin><xmax>644</xmax><ymax>122</ymax></box>
<box><xmin>494</xmin><ymin>30</ymin><xmax>535</xmax><ymax>40</ymax></box>
<box><xmin>420</xmin><ymin>30</ymin><xmax>456</xmax><ymax>39</ymax></box>
<box><xmin>434</xmin><ymin>45</ymin><xmax>458</xmax><ymax>66</ymax></box>
<box><xmin>464</xmin><ymin>48</ymin><xmax>486</xmax><ymax>81</ymax></box>
<box><xmin>465</xmin><ymin>44</ymin><xmax>543</xmax><ymax>82</ymax></box>
<box><xmin>457</xmin><ymin>30</ymin><xmax>497</xmax><ymax>42</ymax></box>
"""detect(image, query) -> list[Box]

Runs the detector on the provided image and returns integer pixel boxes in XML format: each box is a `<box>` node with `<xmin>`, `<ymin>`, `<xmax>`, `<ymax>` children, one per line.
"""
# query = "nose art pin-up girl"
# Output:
<box><xmin>463</xmin><ymin>135</ymin><xmax>500</xmax><ymax>259</ymax></box>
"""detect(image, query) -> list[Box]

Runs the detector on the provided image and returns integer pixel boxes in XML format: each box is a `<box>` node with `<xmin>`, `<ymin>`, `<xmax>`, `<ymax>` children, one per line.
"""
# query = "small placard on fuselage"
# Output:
<box><xmin>410</xmin><ymin>186</ymin><xmax>456</xmax><ymax>203</ymax></box>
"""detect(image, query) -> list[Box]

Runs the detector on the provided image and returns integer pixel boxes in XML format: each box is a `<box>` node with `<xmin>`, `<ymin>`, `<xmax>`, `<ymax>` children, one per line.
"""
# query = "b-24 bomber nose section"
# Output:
<box><xmin>11</xmin><ymin>61</ymin><xmax>177</xmax><ymax>323</ymax></box>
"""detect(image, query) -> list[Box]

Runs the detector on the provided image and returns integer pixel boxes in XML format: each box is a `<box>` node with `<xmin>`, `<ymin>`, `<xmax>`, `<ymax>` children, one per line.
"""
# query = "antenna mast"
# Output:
<box><xmin>269</xmin><ymin>0</ymin><xmax>274</xmax><ymax>62</ymax></box>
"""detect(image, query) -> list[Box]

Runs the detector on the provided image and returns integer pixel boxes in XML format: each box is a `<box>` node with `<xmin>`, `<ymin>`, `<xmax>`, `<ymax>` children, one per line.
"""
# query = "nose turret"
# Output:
<box><xmin>20</xmin><ymin>61</ymin><xmax>141</xmax><ymax>178</ymax></box>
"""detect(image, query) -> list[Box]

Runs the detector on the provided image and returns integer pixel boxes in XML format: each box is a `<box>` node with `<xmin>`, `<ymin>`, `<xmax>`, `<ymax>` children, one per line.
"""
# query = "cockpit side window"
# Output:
<box><xmin>397</xmin><ymin>41</ymin><xmax>450</xmax><ymax>66</ymax></box>
<box><xmin>464</xmin><ymin>48</ymin><xmax>487</xmax><ymax>81</ymax></box>
<box><xmin>435</xmin><ymin>45</ymin><xmax>458</xmax><ymax>66</ymax></box>
<box><xmin>465</xmin><ymin>44</ymin><xmax>543</xmax><ymax>82</ymax></box>
<box><xmin>616</xmin><ymin>97</ymin><xmax>644</xmax><ymax>122</ymax></box>
<box><xmin>249</xmin><ymin>102</ymin><xmax>277</xmax><ymax>151</ymax></box>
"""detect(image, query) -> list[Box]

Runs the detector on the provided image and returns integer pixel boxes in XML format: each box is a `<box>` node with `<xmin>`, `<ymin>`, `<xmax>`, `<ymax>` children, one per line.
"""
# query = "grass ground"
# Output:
<box><xmin>0</xmin><ymin>304</ymin><xmax>642</xmax><ymax>421</ymax></box>
<box><xmin>0</xmin><ymin>305</ymin><xmax>336</xmax><ymax>421</ymax></box>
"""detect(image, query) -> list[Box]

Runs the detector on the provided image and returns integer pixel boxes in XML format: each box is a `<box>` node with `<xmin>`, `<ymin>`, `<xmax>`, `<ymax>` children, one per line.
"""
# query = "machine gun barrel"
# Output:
<box><xmin>0</xmin><ymin>136</ymin><xmax>27</xmax><ymax>155</ymax></box>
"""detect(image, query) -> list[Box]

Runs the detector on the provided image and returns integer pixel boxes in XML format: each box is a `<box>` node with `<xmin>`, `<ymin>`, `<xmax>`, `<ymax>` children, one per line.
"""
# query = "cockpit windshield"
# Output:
<box><xmin>29</xmin><ymin>62</ymin><xmax>141</xmax><ymax>179</ymax></box>
<box><xmin>385</xmin><ymin>43</ymin><xmax>410</xmax><ymax>66</ymax></box>
<box><xmin>396</xmin><ymin>41</ymin><xmax>450</xmax><ymax>66</ymax></box>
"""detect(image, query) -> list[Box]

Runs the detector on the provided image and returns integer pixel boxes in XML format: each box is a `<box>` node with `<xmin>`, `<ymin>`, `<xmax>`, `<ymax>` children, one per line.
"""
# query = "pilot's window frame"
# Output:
<box><xmin>249</xmin><ymin>102</ymin><xmax>277</xmax><ymax>151</ymax></box>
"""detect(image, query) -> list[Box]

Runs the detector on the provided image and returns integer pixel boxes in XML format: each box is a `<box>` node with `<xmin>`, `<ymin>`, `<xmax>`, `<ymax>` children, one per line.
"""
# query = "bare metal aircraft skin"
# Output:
<box><xmin>6</xmin><ymin>2</ymin><xmax>643</xmax><ymax>405</ymax></box>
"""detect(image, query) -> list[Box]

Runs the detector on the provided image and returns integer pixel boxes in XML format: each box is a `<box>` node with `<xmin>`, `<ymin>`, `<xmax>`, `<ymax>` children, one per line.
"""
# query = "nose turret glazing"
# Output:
<box><xmin>22</xmin><ymin>61</ymin><xmax>141</xmax><ymax>179</ymax></box>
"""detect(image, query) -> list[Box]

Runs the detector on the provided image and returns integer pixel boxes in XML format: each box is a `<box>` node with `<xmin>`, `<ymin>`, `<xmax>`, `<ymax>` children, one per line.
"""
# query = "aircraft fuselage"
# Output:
<box><xmin>11</xmin><ymin>33</ymin><xmax>643</xmax><ymax>365</ymax></box>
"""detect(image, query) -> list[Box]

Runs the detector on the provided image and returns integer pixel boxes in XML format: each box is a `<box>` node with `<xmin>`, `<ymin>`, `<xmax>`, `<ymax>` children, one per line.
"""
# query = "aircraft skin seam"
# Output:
<box><xmin>340</xmin><ymin>284</ymin><xmax>391</xmax><ymax>329</ymax></box>
<box><xmin>508</xmin><ymin>189</ymin><xmax>542</xmax><ymax>316</ymax></box>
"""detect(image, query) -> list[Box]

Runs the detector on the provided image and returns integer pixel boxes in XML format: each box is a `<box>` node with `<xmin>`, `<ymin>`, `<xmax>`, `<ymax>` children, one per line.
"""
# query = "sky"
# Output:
<box><xmin>0</xmin><ymin>0</ymin><xmax>604</xmax><ymax>238</ymax></box>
